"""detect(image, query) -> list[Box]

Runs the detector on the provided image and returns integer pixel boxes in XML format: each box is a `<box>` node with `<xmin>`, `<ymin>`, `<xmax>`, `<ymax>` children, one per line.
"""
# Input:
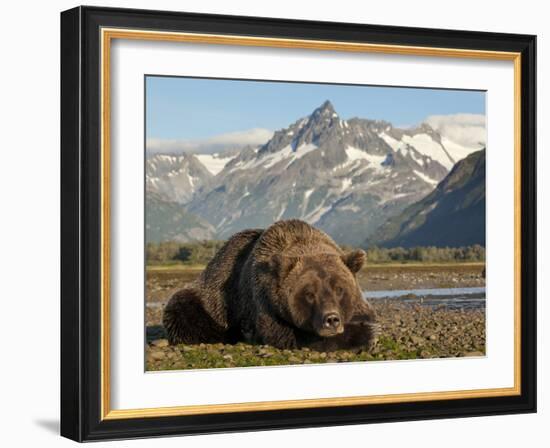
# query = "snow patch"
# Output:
<box><xmin>275</xmin><ymin>204</ymin><xmax>286</xmax><ymax>220</ymax></box>
<box><xmin>187</xmin><ymin>173</ymin><xmax>195</xmax><ymax>188</ymax></box>
<box><xmin>402</xmin><ymin>134</ymin><xmax>454</xmax><ymax>169</ymax></box>
<box><xmin>238</xmin><ymin>190</ymin><xmax>250</xmax><ymax>202</ymax></box>
<box><xmin>410</xmin><ymin>150</ymin><xmax>425</xmax><ymax>167</ymax></box>
<box><xmin>264</xmin><ymin>143</ymin><xmax>319</xmax><ymax>169</ymax></box>
<box><xmin>414</xmin><ymin>170</ymin><xmax>438</xmax><ymax>186</ymax></box>
<box><xmin>216</xmin><ymin>217</ymin><xmax>227</xmax><ymax>230</ymax></box>
<box><xmin>381</xmin><ymin>132</ymin><xmax>453</xmax><ymax>170</ymax></box>
<box><xmin>345</xmin><ymin>146</ymin><xmax>386</xmax><ymax>171</ymax></box>
<box><xmin>341</xmin><ymin>178</ymin><xmax>352</xmax><ymax>191</ymax></box>
<box><xmin>380</xmin><ymin>132</ymin><xmax>405</xmax><ymax>151</ymax></box>
<box><xmin>301</xmin><ymin>189</ymin><xmax>315</xmax><ymax>217</ymax></box>
<box><xmin>420</xmin><ymin>202</ymin><xmax>439</xmax><ymax>215</ymax></box>
<box><xmin>196</xmin><ymin>154</ymin><xmax>235</xmax><ymax>175</ymax></box>
<box><xmin>338</xmin><ymin>204</ymin><xmax>360</xmax><ymax>212</ymax></box>
<box><xmin>440</xmin><ymin>136</ymin><xmax>482</xmax><ymax>162</ymax></box>
<box><xmin>230</xmin><ymin>143</ymin><xmax>319</xmax><ymax>172</ymax></box>
<box><xmin>306</xmin><ymin>202</ymin><xmax>332</xmax><ymax>224</ymax></box>
<box><xmin>379</xmin><ymin>192</ymin><xmax>414</xmax><ymax>204</ymax></box>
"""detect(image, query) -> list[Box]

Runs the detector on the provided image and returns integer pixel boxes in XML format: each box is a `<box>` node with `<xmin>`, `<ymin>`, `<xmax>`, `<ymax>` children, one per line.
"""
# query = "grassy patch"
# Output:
<box><xmin>146</xmin><ymin>264</ymin><xmax>206</xmax><ymax>272</ymax></box>
<box><xmin>146</xmin><ymin>342</ymin><xmax>377</xmax><ymax>371</ymax></box>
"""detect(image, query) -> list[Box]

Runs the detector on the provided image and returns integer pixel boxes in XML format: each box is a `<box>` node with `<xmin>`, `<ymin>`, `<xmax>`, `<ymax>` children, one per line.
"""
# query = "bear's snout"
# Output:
<box><xmin>318</xmin><ymin>311</ymin><xmax>344</xmax><ymax>336</ymax></box>
<box><xmin>323</xmin><ymin>312</ymin><xmax>341</xmax><ymax>330</ymax></box>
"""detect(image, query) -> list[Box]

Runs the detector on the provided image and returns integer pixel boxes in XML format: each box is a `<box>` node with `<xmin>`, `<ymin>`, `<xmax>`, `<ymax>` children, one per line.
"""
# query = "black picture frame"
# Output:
<box><xmin>61</xmin><ymin>5</ymin><xmax>536</xmax><ymax>442</ymax></box>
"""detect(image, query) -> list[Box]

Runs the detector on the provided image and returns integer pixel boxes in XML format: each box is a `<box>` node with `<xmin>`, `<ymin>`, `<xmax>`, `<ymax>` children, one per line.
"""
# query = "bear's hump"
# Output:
<box><xmin>252</xmin><ymin>219</ymin><xmax>342</xmax><ymax>262</ymax></box>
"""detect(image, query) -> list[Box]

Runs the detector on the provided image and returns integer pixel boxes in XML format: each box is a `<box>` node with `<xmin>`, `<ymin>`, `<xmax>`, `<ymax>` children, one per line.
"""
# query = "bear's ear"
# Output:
<box><xmin>342</xmin><ymin>249</ymin><xmax>367</xmax><ymax>274</ymax></box>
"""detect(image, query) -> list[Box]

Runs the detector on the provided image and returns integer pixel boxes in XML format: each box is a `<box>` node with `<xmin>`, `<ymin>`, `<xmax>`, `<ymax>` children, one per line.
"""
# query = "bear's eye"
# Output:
<box><xmin>303</xmin><ymin>291</ymin><xmax>315</xmax><ymax>303</ymax></box>
<box><xmin>335</xmin><ymin>286</ymin><xmax>344</xmax><ymax>296</ymax></box>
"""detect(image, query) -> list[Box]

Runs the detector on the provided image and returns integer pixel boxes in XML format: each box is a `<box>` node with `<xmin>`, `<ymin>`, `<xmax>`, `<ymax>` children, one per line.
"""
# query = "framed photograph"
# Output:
<box><xmin>60</xmin><ymin>6</ymin><xmax>536</xmax><ymax>441</ymax></box>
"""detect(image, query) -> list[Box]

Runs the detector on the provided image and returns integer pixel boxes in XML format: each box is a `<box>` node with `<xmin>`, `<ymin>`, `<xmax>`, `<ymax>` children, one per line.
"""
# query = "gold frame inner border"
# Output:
<box><xmin>100</xmin><ymin>27</ymin><xmax>522</xmax><ymax>421</ymax></box>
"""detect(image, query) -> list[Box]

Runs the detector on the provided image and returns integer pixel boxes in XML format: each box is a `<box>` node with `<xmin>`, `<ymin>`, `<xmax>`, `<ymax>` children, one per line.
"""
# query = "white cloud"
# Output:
<box><xmin>146</xmin><ymin>128</ymin><xmax>273</xmax><ymax>154</ymax></box>
<box><xmin>424</xmin><ymin>113</ymin><xmax>486</xmax><ymax>148</ymax></box>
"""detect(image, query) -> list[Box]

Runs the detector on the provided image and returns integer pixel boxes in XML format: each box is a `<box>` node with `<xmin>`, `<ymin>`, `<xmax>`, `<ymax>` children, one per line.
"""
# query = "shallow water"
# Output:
<box><xmin>364</xmin><ymin>286</ymin><xmax>485</xmax><ymax>299</ymax></box>
<box><xmin>364</xmin><ymin>286</ymin><xmax>486</xmax><ymax>311</ymax></box>
<box><xmin>147</xmin><ymin>287</ymin><xmax>487</xmax><ymax>311</ymax></box>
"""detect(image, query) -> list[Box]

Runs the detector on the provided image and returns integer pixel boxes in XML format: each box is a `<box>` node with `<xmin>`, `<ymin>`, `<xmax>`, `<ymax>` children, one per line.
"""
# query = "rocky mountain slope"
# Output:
<box><xmin>146</xmin><ymin>101</ymin><xmax>484</xmax><ymax>245</ymax></box>
<box><xmin>146</xmin><ymin>192</ymin><xmax>215</xmax><ymax>243</ymax></box>
<box><xmin>368</xmin><ymin>148</ymin><xmax>486</xmax><ymax>248</ymax></box>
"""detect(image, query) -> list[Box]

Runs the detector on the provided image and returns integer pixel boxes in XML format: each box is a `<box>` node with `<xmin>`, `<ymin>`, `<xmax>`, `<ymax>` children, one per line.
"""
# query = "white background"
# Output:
<box><xmin>111</xmin><ymin>39</ymin><xmax>515</xmax><ymax>410</ymax></box>
<box><xmin>0</xmin><ymin>0</ymin><xmax>546</xmax><ymax>447</ymax></box>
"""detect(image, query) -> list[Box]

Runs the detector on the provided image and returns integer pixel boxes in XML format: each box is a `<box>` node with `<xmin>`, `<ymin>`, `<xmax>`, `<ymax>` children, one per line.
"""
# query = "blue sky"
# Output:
<box><xmin>146</xmin><ymin>76</ymin><xmax>485</xmax><ymax>141</ymax></box>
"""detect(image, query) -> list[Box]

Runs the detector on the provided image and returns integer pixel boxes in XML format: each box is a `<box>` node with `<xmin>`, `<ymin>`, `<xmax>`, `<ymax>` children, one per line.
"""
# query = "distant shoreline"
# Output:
<box><xmin>146</xmin><ymin>261</ymin><xmax>485</xmax><ymax>272</ymax></box>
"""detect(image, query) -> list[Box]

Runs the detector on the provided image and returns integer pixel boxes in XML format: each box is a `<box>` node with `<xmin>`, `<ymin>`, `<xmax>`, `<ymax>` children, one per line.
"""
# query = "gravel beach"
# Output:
<box><xmin>145</xmin><ymin>263</ymin><xmax>486</xmax><ymax>371</ymax></box>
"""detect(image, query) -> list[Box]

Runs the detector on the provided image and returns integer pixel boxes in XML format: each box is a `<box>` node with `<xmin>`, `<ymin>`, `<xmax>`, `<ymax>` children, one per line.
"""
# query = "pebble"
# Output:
<box><xmin>151</xmin><ymin>339</ymin><xmax>169</xmax><ymax>348</ymax></box>
<box><xmin>150</xmin><ymin>351</ymin><xmax>165</xmax><ymax>361</ymax></box>
<box><xmin>463</xmin><ymin>351</ymin><xmax>485</xmax><ymax>357</ymax></box>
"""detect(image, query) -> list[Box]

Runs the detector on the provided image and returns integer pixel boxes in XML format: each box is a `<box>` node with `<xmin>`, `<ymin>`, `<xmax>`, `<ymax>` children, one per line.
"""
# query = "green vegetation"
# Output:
<box><xmin>362</xmin><ymin>245</ymin><xmax>485</xmax><ymax>264</ymax></box>
<box><xmin>146</xmin><ymin>332</ymin><xmax>485</xmax><ymax>371</ymax></box>
<box><xmin>146</xmin><ymin>341</ymin><xmax>378</xmax><ymax>371</ymax></box>
<box><xmin>147</xmin><ymin>240</ymin><xmax>485</xmax><ymax>267</ymax></box>
<box><xmin>146</xmin><ymin>240</ymin><xmax>225</xmax><ymax>266</ymax></box>
<box><xmin>146</xmin><ymin>301</ymin><xmax>486</xmax><ymax>370</ymax></box>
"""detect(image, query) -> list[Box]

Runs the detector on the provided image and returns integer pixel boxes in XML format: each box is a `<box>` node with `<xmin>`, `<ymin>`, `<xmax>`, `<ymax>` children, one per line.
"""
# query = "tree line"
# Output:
<box><xmin>146</xmin><ymin>240</ymin><xmax>226</xmax><ymax>266</ymax></box>
<box><xmin>146</xmin><ymin>240</ymin><xmax>485</xmax><ymax>266</ymax></box>
<box><xmin>358</xmin><ymin>245</ymin><xmax>485</xmax><ymax>263</ymax></box>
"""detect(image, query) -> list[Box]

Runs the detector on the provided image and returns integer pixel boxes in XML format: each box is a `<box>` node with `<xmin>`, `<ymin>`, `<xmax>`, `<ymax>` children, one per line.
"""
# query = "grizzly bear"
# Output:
<box><xmin>163</xmin><ymin>219</ymin><xmax>378</xmax><ymax>351</ymax></box>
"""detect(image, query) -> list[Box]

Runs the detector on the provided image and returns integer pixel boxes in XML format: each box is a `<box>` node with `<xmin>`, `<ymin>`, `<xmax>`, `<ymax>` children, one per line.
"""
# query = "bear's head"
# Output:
<box><xmin>269</xmin><ymin>249</ymin><xmax>375</xmax><ymax>338</ymax></box>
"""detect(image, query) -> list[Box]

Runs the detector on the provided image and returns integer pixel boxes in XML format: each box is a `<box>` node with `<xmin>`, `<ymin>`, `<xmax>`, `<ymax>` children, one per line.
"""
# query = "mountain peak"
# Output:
<box><xmin>313</xmin><ymin>100</ymin><xmax>337</xmax><ymax>117</ymax></box>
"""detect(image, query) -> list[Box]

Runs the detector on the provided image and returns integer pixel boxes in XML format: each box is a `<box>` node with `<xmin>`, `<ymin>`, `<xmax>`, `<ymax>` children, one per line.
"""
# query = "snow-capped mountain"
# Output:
<box><xmin>145</xmin><ymin>151</ymin><xmax>239</xmax><ymax>203</ymax></box>
<box><xmin>147</xmin><ymin>101</ymin><xmax>484</xmax><ymax>245</ymax></box>
<box><xmin>145</xmin><ymin>153</ymin><xmax>214</xmax><ymax>204</ymax></box>
<box><xmin>379</xmin><ymin>122</ymin><xmax>484</xmax><ymax>170</ymax></box>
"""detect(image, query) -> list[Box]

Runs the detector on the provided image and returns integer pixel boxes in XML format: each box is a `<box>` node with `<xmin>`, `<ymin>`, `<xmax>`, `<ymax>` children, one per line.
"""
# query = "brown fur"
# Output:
<box><xmin>163</xmin><ymin>220</ymin><xmax>378</xmax><ymax>351</ymax></box>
